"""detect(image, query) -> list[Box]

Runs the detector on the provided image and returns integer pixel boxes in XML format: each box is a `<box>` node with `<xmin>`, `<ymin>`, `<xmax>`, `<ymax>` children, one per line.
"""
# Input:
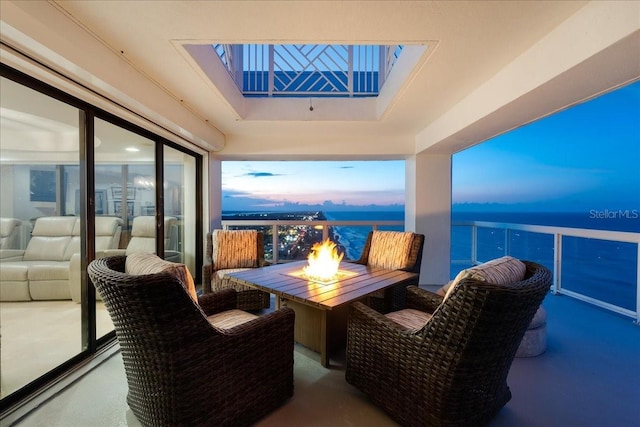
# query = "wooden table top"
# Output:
<box><xmin>225</xmin><ymin>260</ymin><xmax>419</xmax><ymax>311</ymax></box>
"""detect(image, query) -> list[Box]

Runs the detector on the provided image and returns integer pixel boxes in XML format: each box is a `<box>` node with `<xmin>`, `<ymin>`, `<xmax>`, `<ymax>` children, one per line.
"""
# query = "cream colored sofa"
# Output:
<box><xmin>0</xmin><ymin>217</ymin><xmax>23</xmax><ymax>250</ymax></box>
<box><xmin>0</xmin><ymin>216</ymin><xmax>122</xmax><ymax>301</ymax></box>
<box><xmin>69</xmin><ymin>215</ymin><xmax>179</xmax><ymax>302</ymax></box>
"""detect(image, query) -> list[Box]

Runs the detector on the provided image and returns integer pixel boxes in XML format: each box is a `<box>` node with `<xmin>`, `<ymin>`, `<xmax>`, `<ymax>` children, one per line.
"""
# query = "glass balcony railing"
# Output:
<box><xmin>452</xmin><ymin>220</ymin><xmax>640</xmax><ymax>324</ymax></box>
<box><xmin>221</xmin><ymin>218</ymin><xmax>404</xmax><ymax>263</ymax></box>
<box><xmin>221</xmin><ymin>218</ymin><xmax>640</xmax><ymax>324</ymax></box>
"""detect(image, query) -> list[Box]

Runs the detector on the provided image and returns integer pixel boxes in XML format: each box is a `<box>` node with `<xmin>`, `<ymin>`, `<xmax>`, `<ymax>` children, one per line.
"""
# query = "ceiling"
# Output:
<box><xmin>2</xmin><ymin>1</ymin><xmax>639</xmax><ymax>160</ymax></box>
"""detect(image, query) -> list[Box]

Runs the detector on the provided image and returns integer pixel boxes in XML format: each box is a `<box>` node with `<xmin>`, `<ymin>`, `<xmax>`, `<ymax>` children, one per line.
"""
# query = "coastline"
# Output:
<box><xmin>221</xmin><ymin>210</ymin><xmax>397</xmax><ymax>261</ymax></box>
<box><xmin>221</xmin><ymin>210</ymin><xmax>351</xmax><ymax>260</ymax></box>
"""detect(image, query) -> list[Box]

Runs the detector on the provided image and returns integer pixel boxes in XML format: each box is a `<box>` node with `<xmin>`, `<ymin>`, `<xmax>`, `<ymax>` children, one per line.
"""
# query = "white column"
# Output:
<box><xmin>209</xmin><ymin>158</ymin><xmax>222</xmax><ymax>231</ymax></box>
<box><xmin>405</xmin><ymin>152</ymin><xmax>451</xmax><ymax>285</ymax></box>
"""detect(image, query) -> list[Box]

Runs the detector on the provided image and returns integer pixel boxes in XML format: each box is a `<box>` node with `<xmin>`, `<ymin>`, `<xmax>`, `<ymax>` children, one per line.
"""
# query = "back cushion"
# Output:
<box><xmin>23</xmin><ymin>217</ymin><xmax>77</xmax><ymax>261</ymax></box>
<box><xmin>125</xmin><ymin>252</ymin><xmax>198</xmax><ymax>302</ymax></box>
<box><xmin>64</xmin><ymin>218</ymin><xmax>82</xmax><ymax>261</ymax></box>
<box><xmin>443</xmin><ymin>256</ymin><xmax>527</xmax><ymax>300</ymax></box>
<box><xmin>164</xmin><ymin>216</ymin><xmax>178</xmax><ymax>250</ymax></box>
<box><xmin>126</xmin><ymin>216</ymin><xmax>157</xmax><ymax>255</ymax></box>
<box><xmin>62</xmin><ymin>217</ymin><xmax>123</xmax><ymax>260</ymax></box>
<box><xmin>0</xmin><ymin>218</ymin><xmax>20</xmax><ymax>238</ymax></box>
<box><xmin>95</xmin><ymin>217</ymin><xmax>122</xmax><ymax>251</ymax></box>
<box><xmin>368</xmin><ymin>231</ymin><xmax>413</xmax><ymax>270</ymax></box>
<box><xmin>211</xmin><ymin>229</ymin><xmax>258</xmax><ymax>270</ymax></box>
<box><xmin>0</xmin><ymin>218</ymin><xmax>21</xmax><ymax>249</ymax></box>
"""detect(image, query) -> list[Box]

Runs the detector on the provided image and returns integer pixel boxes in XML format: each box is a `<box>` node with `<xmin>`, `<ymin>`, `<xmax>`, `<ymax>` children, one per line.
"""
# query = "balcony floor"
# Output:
<box><xmin>7</xmin><ymin>290</ymin><xmax>640</xmax><ymax>427</ymax></box>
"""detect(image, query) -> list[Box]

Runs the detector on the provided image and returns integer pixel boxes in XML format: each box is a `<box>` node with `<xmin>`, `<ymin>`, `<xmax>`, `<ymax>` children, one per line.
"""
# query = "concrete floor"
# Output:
<box><xmin>4</xmin><ymin>293</ymin><xmax>640</xmax><ymax>427</ymax></box>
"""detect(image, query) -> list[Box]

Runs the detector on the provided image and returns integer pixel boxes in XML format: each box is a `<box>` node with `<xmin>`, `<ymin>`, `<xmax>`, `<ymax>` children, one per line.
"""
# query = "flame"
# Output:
<box><xmin>303</xmin><ymin>239</ymin><xmax>344</xmax><ymax>283</ymax></box>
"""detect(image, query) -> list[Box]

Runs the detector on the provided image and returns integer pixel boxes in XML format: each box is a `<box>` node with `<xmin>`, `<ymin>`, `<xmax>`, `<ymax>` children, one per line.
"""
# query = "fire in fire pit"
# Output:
<box><xmin>286</xmin><ymin>238</ymin><xmax>358</xmax><ymax>285</ymax></box>
<box><xmin>303</xmin><ymin>239</ymin><xmax>344</xmax><ymax>283</ymax></box>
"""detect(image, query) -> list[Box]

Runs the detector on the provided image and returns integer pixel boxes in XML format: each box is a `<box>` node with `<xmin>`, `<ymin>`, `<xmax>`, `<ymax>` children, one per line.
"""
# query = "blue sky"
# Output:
<box><xmin>222</xmin><ymin>80</ymin><xmax>639</xmax><ymax>213</ymax></box>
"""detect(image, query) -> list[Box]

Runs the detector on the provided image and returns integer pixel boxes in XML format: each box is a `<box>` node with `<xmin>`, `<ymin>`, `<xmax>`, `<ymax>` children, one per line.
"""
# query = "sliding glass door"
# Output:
<box><xmin>0</xmin><ymin>69</ymin><xmax>202</xmax><ymax>410</ymax></box>
<box><xmin>0</xmin><ymin>76</ymin><xmax>83</xmax><ymax>398</ymax></box>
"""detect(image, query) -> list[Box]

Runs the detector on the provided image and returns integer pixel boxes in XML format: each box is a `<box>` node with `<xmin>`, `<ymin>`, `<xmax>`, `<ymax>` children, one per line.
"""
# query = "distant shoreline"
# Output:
<box><xmin>221</xmin><ymin>210</ymin><xmax>350</xmax><ymax>259</ymax></box>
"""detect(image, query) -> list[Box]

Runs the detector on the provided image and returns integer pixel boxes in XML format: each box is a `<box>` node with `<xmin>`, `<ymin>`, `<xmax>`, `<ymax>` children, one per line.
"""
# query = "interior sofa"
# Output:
<box><xmin>0</xmin><ymin>217</ymin><xmax>23</xmax><ymax>250</ymax></box>
<box><xmin>0</xmin><ymin>216</ymin><xmax>122</xmax><ymax>302</ymax></box>
<box><xmin>69</xmin><ymin>215</ymin><xmax>180</xmax><ymax>303</ymax></box>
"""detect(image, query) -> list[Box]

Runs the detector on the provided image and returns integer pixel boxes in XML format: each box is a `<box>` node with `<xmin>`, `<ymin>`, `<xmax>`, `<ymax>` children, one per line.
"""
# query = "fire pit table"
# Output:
<box><xmin>225</xmin><ymin>260</ymin><xmax>419</xmax><ymax>367</ymax></box>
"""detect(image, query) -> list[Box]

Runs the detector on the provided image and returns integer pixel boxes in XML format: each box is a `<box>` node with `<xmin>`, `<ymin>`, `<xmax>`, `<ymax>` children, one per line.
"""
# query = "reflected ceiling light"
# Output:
<box><xmin>126</xmin><ymin>147</ymin><xmax>140</xmax><ymax>152</ymax></box>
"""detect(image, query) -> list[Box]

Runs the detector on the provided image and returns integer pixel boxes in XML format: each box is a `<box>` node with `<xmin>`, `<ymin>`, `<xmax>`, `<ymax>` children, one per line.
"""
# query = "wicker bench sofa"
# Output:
<box><xmin>0</xmin><ymin>216</ymin><xmax>122</xmax><ymax>301</ymax></box>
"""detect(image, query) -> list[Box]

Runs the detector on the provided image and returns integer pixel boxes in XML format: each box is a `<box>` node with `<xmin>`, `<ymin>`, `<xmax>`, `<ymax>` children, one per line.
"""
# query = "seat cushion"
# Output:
<box><xmin>368</xmin><ymin>231</ymin><xmax>414</xmax><ymax>270</ymax></box>
<box><xmin>385</xmin><ymin>308</ymin><xmax>432</xmax><ymax>332</ymax></box>
<box><xmin>28</xmin><ymin>262</ymin><xmax>70</xmax><ymax>281</ymax></box>
<box><xmin>211</xmin><ymin>229</ymin><xmax>258</xmax><ymax>270</ymax></box>
<box><xmin>442</xmin><ymin>256</ymin><xmax>527</xmax><ymax>300</ymax></box>
<box><xmin>212</xmin><ymin>272</ymin><xmax>257</xmax><ymax>293</ymax></box>
<box><xmin>0</xmin><ymin>263</ymin><xmax>29</xmax><ymax>281</ymax></box>
<box><xmin>207</xmin><ymin>309</ymin><xmax>258</xmax><ymax>330</ymax></box>
<box><xmin>215</xmin><ymin>267</ymin><xmax>251</xmax><ymax>280</ymax></box>
<box><xmin>125</xmin><ymin>253</ymin><xmax>197</xmax><ymax>302</ymax></box>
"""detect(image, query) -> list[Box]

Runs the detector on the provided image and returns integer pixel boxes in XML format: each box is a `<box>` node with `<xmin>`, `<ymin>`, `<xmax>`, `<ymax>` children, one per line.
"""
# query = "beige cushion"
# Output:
<box><xmin>23</xmin><ymin>236</ymin><xmax>71</xmax><ymax>262</ymax></box>
<box><xmin>23</xmin><ymin>217</ymin><xmax>77</xmax><ymax>261</ymax></box>
<box><xmin>368</xmin><ymin>231</ymin><xmax>414</xmax><ymax>270</ymax></box>
<box><xmin>125</xmin><ymin>253</ymin><xmax>197</xmax><ymax>302</ymax></box>
<box><xmin>443</xmin><ymin>256</ymin><xmax>527</xmax><ymax>300</ymax></box>
<box><xmin>216</xmin><ymin>267</ymin><xmax>251</xmax><ymax>280</ymax></box>
<box><xmin>211</xmin><ymin>229</ymin><xmax>258</xmax><ymax>270</ymax></box>
<box><xmin>207</xmin><ymin>309</ymin><xmax>258</xmax><ymax>330</ymax></box>
<box><xmin>386</xmin><ymin>308</ymin><xmax>432</xmax><ymax>332</ymax></box>
<box><xmin>0</xmin><ymin>217</ymin><xmax>22</xmax><ymax>249</ymax></box>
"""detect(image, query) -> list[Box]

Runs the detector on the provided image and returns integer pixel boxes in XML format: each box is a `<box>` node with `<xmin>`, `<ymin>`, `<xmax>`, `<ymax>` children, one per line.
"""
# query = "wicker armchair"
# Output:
<box><xmin>351</xmin><ymin>230</ymin><xmax>424</xmax><ymax>312</ymax></box>
<box><xmin>88</xmin><ymin>255</ymin><xmax>295</xmax><ymax>427</ymax></box>
<box><xmin>202</xmin><ymin>229</ymin><xmax>271</xmax><ymax>310</ymax></box>
<box><xmin>345</xmin><ymin>261</ymin><xmax>552</xmax><ymax>427</ymax></box>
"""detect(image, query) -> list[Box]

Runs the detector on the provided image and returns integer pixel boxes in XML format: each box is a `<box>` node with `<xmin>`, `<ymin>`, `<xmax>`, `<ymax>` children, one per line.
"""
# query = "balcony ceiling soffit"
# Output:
<box><xmin>32</xmin><ymin>1</ymin><xmax>594</xmax><ymax>154</ymax></box>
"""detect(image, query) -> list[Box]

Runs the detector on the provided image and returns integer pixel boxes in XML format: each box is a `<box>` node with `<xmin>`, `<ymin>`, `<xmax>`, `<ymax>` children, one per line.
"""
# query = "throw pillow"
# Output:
<box><xmin>211</xmin><ymin>229</ymin><xmax>258</xmax><ymax>270</ymax></box>
<box><xmin>368</xmin><ymin>230</ymin><xmax>413</xmax><ymax>270</ymax></box>
<box><xmin>125</xmin><ymin>252</ymin><xmax>198</xmax><ymax>302</ymax></box>
<box><xmin>443</xmin><ymin>256</ymin><xmax>527</xmax><ymax>300</ymax></box>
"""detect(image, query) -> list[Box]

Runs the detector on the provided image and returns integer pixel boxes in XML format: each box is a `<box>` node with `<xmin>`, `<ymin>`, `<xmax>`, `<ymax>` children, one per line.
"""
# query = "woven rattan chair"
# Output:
<box><xmin>88</xmin><ymin>255</ymin><xmax>295</xmax><ymax>427</ymax></box>
<box><xmin>351</xmin><ymin>230</ymin><xmax>424</xmax><ymax>312</ymax></box>
<box><xmin>203</xmin><ymin>229</ymin><xmax>271</xmax><ymax>310</ymax></box>
<box><xmin>345</xmin><ymin>260</ymin><xmax>552</xmax><ymax>427</ymax></box>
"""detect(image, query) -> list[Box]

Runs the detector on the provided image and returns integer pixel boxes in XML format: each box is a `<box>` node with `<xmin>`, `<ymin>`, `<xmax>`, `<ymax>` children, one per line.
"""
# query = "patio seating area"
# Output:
<box><xmin>7</xmin><ymin>287</ymin><xmax>639</xmax><ymax>427</ymax></box>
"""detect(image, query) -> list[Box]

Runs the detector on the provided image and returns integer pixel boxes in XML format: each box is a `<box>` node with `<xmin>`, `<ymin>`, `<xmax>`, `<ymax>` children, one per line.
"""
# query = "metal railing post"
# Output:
<box><xmin>272</xmin><ymin>224</ymin><xmax>278</xmax><ymax>264</ymax></box>
<box><xmin>471</xmin><ymin>224</ymin><xmax>477</xmax><ymax>265</ymax></box>
<box><xmin>322</xmin><ymin>223</ymin><xmax>329</xmax><ymax>241</ymax></box>
<box><xmin>553</xmin><ymin>233</ymin><xmax>562</xmax><ymax>295</ymax></box>
<box><xmin>504</xmin><ymin>227</ymin><xmax>509</xmax><ymax>257</ymax></box>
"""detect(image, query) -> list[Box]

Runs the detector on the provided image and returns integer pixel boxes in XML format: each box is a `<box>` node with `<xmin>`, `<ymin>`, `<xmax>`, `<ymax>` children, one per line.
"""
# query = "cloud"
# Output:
<box><xmin>243</xmin><ymin>172</ymin><xmax>284</xmax><ymax>178</ymax></box>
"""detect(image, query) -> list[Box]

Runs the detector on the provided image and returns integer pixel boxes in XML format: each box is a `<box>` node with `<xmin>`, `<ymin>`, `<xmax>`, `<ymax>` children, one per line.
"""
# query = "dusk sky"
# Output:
<box><xmin>222</xmin><ymin>80</ymin><xmax>639</xmax><ymax>213</ymax></box>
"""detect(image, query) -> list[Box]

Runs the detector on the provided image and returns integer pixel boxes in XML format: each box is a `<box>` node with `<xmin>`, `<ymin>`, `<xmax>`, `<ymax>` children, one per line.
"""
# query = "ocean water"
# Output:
<box><xmin>325</xmin><ymin>211</ymin><xmax>404</xmax><ymax>261</ymax></box>
<box><xmin>326</xmin><ymin>210</ymin><xmax>639</xmax><ymax>313</ymax></box>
